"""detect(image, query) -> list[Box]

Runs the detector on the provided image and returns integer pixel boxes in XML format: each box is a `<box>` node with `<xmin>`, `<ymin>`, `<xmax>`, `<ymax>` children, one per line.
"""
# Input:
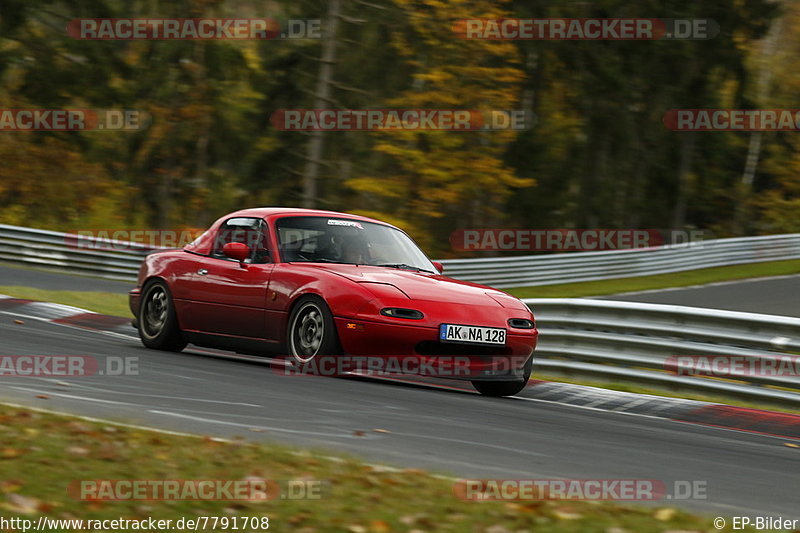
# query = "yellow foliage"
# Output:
<box><xmin>348</xmin><ymin>0</ymin><xmax>535</xmax><ymax>246</ymax></box>
<box><xmin>0</xmin><ymin>136</ymin><xmax>116</xmax><ymax>229</ymax></box>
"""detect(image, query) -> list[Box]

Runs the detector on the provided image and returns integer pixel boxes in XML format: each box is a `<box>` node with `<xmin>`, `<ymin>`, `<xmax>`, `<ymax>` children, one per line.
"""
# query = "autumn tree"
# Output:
<box><xmin>346</xmin><ymin>0</ymin><xmax>533</xmax><ymax>252</ymax></box>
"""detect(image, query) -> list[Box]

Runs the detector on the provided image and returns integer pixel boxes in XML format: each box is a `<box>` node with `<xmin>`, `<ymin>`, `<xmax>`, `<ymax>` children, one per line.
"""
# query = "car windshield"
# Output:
<box><xmin>276</xmin><ymin>216</ymin><xmax>436</xmax><ymax>273</ymax></box>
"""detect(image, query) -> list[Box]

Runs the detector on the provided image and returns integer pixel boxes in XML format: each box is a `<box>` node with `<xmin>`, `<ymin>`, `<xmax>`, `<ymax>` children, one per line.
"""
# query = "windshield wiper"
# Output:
<box><xmin>286</xmin><ymin>257</ymin><xmax>353</xmax><ymax>265</ymax></box>
<box><xmin>314</xmin><ymin>258</ymin><xmax>351</xmax><ymax>264</ymax></box>
<box><xmin>377</xmin><ymin>263</ymin><xmax>435</xmax><ymax>274</ymax></box>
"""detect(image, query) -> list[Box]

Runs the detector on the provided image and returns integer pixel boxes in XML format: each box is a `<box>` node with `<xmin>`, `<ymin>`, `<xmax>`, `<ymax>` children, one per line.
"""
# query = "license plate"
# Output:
<box><xmin>439</xmin><ymin>324</ymin><xmax>506</xmax><ymax>345</ymax></box>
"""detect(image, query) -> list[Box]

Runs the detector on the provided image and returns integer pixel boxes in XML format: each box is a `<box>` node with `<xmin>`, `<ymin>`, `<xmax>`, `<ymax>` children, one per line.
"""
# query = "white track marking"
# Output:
<box><xmin>0</xmin><ymin>400</ymin><xmax>231</xmax><ymax>440</ymax></box>
<box><xmin>8</xmin><ymin>386</ymin><xmax>142</xmax><ymax>407</ymax></box>
<box><xmin>0</xmin><ymin>309</ymin><xmax>136</xmax><ymax>341</ymax></box>
<box><xmin>39</xmin><ymin>382</ymin><xmax>264</xmax><ymax>407</ymax></box>
<box><xmin>148</xmin><ymin>409</ymin><xmax>366</xmax><ymax>439</ymax></box>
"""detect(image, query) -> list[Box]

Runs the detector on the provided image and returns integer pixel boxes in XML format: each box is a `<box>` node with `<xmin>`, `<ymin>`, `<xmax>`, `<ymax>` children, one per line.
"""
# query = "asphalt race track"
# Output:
<box><xmin>600</xmin><ymin>274</ymin><xmax>800</xmax><ymax>318</ymax></box>
<box><xmin>0</xmin><ymin>312</ymin><xmax>798</xmax><ymax>520</ymax></box>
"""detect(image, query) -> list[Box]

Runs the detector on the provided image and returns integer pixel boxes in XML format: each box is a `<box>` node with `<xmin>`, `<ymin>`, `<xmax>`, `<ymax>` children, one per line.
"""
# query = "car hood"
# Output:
<box><xmin>300</xmin><ymin>264</ymin><xmax>525</xmax><ymax>308</ymax></box>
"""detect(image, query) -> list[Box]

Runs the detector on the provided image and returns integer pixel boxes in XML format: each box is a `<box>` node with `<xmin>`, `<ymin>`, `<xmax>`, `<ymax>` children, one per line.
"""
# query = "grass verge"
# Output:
<box><xmin>0</xmin><ymin>286</ymin><xmax>130</xmax><ymax>318</ymax></box>
<box><xmin>505</xmin><ymin>258</ymin><xmax>800</xmax><ymax>298</ymax></box>
<box><xmin>0</xmin><ymin>403</ymin><xmax>718</xmax><ymax>532</ymax></box>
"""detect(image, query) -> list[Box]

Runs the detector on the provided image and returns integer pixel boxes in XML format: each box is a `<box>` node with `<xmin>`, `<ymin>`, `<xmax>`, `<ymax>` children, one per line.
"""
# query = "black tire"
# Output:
<box><xmin>286</xmin><ymin>295</ymin><xmax>341</xmax><ymax>364</ymax></box>
<box><xmin>471</xmin><ymin>356</ymin><xmax>532</xmax><ymax>397</ymax></box>
<box><xmin>137</xmin><ymin>280</ymin><xmax>187</xmax><ymax>352</ymax></box>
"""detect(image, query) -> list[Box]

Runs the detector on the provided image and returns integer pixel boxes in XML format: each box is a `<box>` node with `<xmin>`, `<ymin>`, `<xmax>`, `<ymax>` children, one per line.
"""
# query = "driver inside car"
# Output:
<box><xmin>340</xmin><ymin>235</ymin><xmax>370</xmax><ymax>264</ymax></box>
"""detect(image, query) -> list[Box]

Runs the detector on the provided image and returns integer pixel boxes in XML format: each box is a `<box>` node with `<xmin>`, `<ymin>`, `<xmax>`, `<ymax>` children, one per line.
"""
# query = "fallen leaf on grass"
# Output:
<box><xmin>504</xmin><ymin>502</ymin><xmax>537</xmax><ymax>514</ymax></box>
<box><xmin>66</xmin><ymin>446</ymin><xmax>90</xmax><ymax>456</ymax></box>
<box><xmin>97</xmin><ymin>443</ymin><xmax>120</xmax><ymax>460</ymax></box>
<box><xmin>369</xmin><ymin>520</ymin><xmax>390</xmax><ymax>532</ymax></box>
<box><xmin>485</xmin><ymin>525</ymin><xmax>513</xmax><ymax>533</ymax></box>
<box><xmin>1</xmin><ymin>448</ymin><xmax>25</xmax><ymax>459</ymax></box>
<box><xmin>552</xmin><ymin>508</ymin><xmax>582</xmax><ymax>520</ymax></box>
<box><xmin>399</xmin><ymin>515</ymin><xmax>417</xmax><ymax>526</ymax></box>
<box><xmin>364</xmin><ymin>464</ymin><xmax>394</xmax><ymax>473</ymax></box>
<box><xmin>399</xmin><ymin>513</ymin><xmax>437</xmax><ymax>528</ymax></box>
<box><xmin>654</xmin><ymin>508</ymin><xmax>676</xmax><ymax>521</ymax></box>
<box><xmin>287</xmin><ymin>513</ymin><xmax>310</xmax><ymax>525</ymax></box>
<box><xmin>0</xmin><ymin>480</ymin><xmax>22</xmax><ymax>493</ymax></box>
<box><xmin>65</xmin><ymin>421</ymin><xmax>92</xmax><ymax>433</ymax></box>
<box><xmin>4</xmin><ymin>493</ymin><xmax>40</xmax><ymax>514</ymax></box>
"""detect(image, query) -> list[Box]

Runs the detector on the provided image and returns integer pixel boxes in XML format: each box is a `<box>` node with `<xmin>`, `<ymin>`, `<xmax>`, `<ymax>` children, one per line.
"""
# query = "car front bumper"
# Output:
<box><xmin>333</xmin><ymin>317</ymin><xmax>537</xmax><ymax>381</ymax></box>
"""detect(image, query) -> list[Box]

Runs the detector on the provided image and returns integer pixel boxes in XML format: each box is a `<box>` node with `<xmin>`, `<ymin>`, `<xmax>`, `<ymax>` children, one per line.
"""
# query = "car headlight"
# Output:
<box><xmin>380</xmin><ymin>308</ymin><xmax>424</xmax><ymax>320</ymax></box>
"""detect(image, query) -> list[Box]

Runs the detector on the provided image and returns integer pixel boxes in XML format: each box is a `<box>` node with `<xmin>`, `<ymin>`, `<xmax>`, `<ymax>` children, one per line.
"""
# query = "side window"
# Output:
<box><xmin>277</xmin><ymin>225</ymin><xmax>325</xmax><ymax>262</ymax></box>
<box><xmin>251</xmin><ymin>220</ymin><xmax>272</xmax><ymax>264</ymax></box>
<box><xmin>210</xmin><ymin>218</ymin><xmax>272</xmax><ymax>264</ymax></box>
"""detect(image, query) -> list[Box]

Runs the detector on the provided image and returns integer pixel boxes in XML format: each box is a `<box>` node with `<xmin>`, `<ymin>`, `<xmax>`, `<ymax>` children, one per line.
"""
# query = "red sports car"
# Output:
<box><xmin>129</xmin><ymin>208</ymin><xmax>538</xmax><ymax>396</ymax></box>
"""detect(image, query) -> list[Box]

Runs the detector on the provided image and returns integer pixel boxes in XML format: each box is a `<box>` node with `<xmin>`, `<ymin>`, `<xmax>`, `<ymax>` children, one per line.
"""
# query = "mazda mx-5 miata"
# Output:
<box><xmin>130</xmin><ymin>208</ymin><xmax>538</xmax><ymax>396</ymax></box>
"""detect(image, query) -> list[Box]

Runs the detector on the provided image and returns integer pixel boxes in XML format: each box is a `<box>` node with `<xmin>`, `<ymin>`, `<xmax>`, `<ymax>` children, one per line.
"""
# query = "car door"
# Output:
<box><xmin>188</xmin><ymin>217</ymin><xmax>275</xmax><ymax>340</ymax></box>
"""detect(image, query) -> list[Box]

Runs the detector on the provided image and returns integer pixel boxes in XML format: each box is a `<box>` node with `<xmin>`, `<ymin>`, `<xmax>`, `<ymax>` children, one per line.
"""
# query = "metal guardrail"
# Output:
<box><xmin>441</xmin><ymin>233</ymin><xmax>800</xmax><ymax>288</ymax></box>
<box><xmin>2</xmin><ymin>223</ymin><xmax>799</xmax><ymax>288</ymax></box>
<box><xmin>525</xmin><ymin>298</ymin><xmax>800</xmax><ymax>406</ymax></box>
<box><xmin>1</xmin><ymin>223</ymin><xmax>798</xmax><ymax>404</ymax></box>
<box><xmin>0</xmin><ymin>225</ymin><xmax>157</xmax><ymax>281</ymax></box>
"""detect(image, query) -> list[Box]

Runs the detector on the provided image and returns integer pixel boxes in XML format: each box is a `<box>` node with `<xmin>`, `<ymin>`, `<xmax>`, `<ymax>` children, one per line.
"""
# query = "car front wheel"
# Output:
<box><xmin>471</xmin><ymin>356</ymin><xmax>532</xmax><ymax>397</ymax></box>
<box><xmin>138</xmin><ymin>280</ymin><xmax>187</xmax><ymax>352</ymax></box>
<box><xmin>287</xmin><ymin>296</ymin><xmax>341</xmax><ymax>365</ymax></box>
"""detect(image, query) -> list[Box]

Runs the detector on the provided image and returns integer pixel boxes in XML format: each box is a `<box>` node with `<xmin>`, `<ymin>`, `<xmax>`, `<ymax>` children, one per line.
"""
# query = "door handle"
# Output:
<box><xmin>198</xmin><ymin>269</ymin><xmax>208</xmax><ymax>276</ymax></box>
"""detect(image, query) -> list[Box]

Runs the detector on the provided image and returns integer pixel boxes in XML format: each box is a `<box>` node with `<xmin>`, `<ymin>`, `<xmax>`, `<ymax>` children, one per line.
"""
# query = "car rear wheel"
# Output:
<box><xmin>287</xmin><ymin>296</ymin><xmax>341</xmax><ymax>364</ymax></box>
<box><xmin>471</xmin><ymin>356</ymin><xmax>532</xmax><ymax>397</ymax></box>
<box><xmin>138</xmin><ymin>280</ymin><xmax>187</xmax><ymax>352</ymax></box>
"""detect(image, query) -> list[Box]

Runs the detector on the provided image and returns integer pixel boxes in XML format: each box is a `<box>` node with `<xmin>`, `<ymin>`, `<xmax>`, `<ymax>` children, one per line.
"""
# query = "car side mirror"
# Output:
<box><xmin>432</xmin><ymin>261</ymin><xmax>444</xmax><ymax>274</ymax></box>
<box><xmin>223</xmin><ymin>242</ymin><xmax>250</xmax><ymax>266</ymax></box>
